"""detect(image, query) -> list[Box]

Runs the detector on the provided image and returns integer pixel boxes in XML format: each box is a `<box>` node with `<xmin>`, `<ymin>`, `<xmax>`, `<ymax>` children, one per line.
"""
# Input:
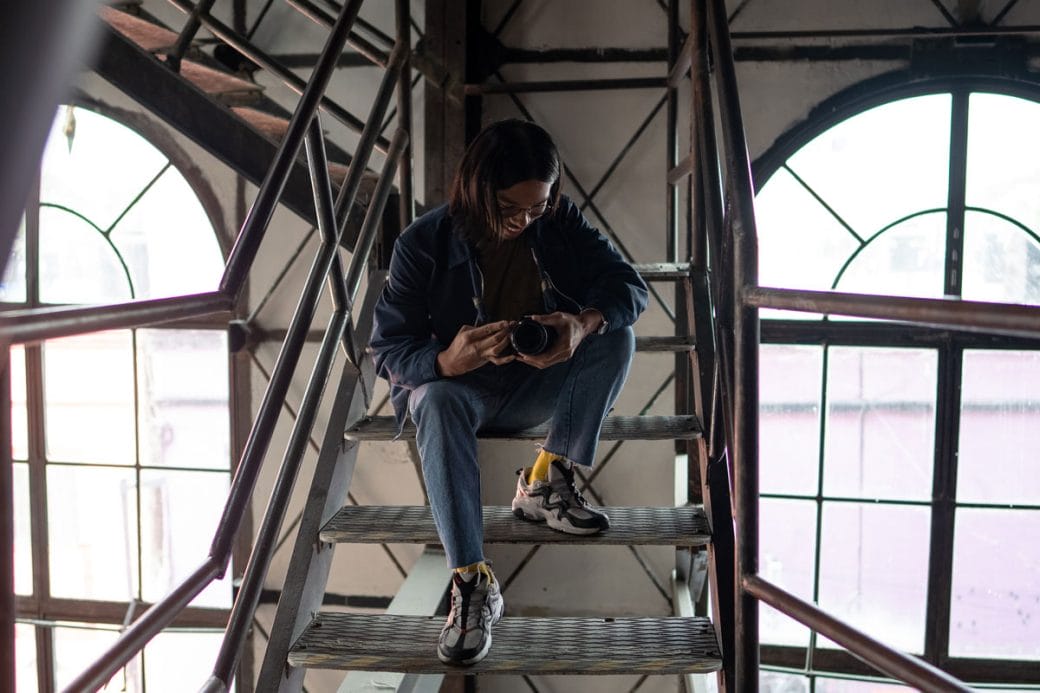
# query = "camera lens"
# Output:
<box><xmin>510</xmin><ymin>318</ymin><xmax>557</xmax><ymax>355</ymax></box>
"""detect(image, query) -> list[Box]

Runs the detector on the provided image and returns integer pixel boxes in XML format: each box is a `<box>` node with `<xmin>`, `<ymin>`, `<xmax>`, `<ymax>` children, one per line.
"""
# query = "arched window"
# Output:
<box><xmin>752</xmin><ymin>82</ymin><xmax>1040</xmax><ymax>690</ymax></box>
<box><xmin>7</xmin><ymin>104</ymin><xmax>232</xmax><ymax>691</ymax></box>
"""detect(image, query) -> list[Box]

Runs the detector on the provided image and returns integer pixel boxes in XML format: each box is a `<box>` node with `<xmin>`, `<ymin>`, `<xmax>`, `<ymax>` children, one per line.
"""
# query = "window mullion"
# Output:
<box><xmin>924</xmin><ymin>343</ymin><xmax>963</xmax><ymax>666</ymax></box>
<box><xmin>944</xmin><ymin>90</ymin><xmax>970</xmax><ymax>297</ymax></box>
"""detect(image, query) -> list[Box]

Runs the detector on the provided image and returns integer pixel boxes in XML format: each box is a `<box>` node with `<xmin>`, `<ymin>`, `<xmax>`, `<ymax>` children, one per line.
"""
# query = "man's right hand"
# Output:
<box><xmin>436</xmin><ymin>320</ymin><xmax>516</xmax><ymax>377</ymax></box>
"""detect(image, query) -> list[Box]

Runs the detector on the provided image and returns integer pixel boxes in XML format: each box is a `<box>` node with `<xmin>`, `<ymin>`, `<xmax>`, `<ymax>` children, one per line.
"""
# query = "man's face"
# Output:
<box><xmin>495</xmin><ymin>179</ymin><xmax>553</xmax><ymax>240</ymax></box>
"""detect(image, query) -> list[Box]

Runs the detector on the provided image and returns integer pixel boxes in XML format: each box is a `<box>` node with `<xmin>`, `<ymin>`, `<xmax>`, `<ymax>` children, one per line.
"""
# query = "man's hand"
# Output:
<box><xmin>436</xmin><ymin>320</ymin><xmax>516</xmax><ymax>377</ymax></box>
<box><xmin>516</xmin><ymin>309</ymin><xmax>604</xmax><ymax>369</ymax></box>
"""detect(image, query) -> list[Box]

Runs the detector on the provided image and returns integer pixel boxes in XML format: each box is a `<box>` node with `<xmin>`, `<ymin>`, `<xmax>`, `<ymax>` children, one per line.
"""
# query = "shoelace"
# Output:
<box><xmin>448</xmin><ymin>573</ymin><xmax>492</xmax><ymax>631</ymax></box>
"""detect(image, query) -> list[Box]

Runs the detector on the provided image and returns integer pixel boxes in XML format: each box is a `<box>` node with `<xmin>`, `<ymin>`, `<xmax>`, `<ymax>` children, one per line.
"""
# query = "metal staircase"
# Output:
<box><xmin>4</xmin><ymin>1</ymin><xmax>1011</xmax><ymax>692</ymax></box>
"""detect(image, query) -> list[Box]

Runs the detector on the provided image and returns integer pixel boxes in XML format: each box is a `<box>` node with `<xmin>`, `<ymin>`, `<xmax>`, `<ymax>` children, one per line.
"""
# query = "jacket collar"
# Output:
<box><xmin>446</xmin><ymin>215</ymin><xmax>472</xmax><ymax>268</ymax></box>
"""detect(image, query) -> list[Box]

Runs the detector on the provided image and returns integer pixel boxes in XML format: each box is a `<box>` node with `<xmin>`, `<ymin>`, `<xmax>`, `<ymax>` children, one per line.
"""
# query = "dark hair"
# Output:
<box><xmin>448</xmin><ymin>119</ymin><xmax>562</xmax><ymax>242</ymax></box>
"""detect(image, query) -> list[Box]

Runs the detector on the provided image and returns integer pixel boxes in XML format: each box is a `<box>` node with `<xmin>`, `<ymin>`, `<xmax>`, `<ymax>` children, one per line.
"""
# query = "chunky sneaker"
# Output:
<box><xmin>512</xmin><ymin>459</ymin><xmax>610</xmax><ymax>535</ymax></box>
<box><xmin>437</xmin><ymin>567</ymin><xmax>504</xmax><ymax>665</ymax></box>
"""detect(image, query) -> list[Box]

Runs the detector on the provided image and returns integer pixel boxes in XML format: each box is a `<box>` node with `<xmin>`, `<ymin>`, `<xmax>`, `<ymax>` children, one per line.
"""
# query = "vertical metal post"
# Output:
<box><xmin>395</xmin><ymin>0</ymin><xmax>415</xmax><ymax>228</ymax></box>
<box><xmin>666</xmin><ymin>0</ymin><xmax>680</xmax><ymax>264</ymax></box>
<box><xmin>1</xmin><ymin>351</ymin><xmax>13</xmax><ymax>693</ymax></box>
<box><xmin>706</xmin><ymin>0</ymin><xmax>761</xmax><ymax>689</ymax></box>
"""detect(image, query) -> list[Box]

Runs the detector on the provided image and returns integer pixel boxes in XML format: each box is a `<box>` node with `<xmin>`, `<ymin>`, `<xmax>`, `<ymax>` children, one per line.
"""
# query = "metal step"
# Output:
<box><xmin>636</xmin><ymin>335</ymin><xmax>695</xmax><ymax>352</ymax></box>
<box><xmin>321</xmin><ymin>505</ymin><xmax>711</xmax><ymax>546</ymax></box>
<box><xmin>345</xmin><ymin>415</ymin><xmax>701</xmax><ymax>442</ymax></box>
<box><xmin>99</xmin><ymin>5</ymin><xmax>178</xmax><ymax>51</ymax></box>
<box><xmin>633</xmin><ymin>262</ymin><xmax>691</xmax><ymax>280</ymax></box>
<box><xmin>288</xmin><ymin>614</ymin><xmax>722</xmax><ymax>675</ymax></box>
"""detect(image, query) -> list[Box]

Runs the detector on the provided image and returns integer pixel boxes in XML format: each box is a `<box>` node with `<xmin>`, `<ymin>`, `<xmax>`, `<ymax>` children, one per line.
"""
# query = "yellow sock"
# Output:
<box><xmin>527</xmin><ymin>450</ymin><xmax>564</xmax><ymax>484</ymax></box>
<box><xmin>455</xmin><ymin>561</ymin><xmax>495</xmax><ymax>582</ymax></box>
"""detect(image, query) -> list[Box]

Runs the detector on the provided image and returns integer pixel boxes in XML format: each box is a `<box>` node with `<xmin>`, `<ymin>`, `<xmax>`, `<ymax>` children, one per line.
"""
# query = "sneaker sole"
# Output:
<box><xmin>512</xmin><ymin>505</ymin><xmax>607</xmax><ymax>536</ymax></box>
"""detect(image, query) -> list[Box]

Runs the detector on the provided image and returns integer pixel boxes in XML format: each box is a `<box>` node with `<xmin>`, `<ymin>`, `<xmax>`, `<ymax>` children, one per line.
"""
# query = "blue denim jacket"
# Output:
<box><xmin>369</xmin><ymin>195</ymin><xmax>649</xmax><ymax>429</ymax></box>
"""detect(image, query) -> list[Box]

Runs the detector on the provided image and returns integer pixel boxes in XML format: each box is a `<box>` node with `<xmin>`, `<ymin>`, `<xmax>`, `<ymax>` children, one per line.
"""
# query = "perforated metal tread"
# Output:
<box><xmin>320</xmin><ymin>505</ymin><xmax>711</xmax><ymax>546</ymax></box>
<box><xmin>636</xmin><ymin>335</ymin><xmax>695</xmax><ymax>351</ymax></box>
<box><xmin>633</xmin><ymin>262</ymin><xmax>691</xmax><ymax>280</ymax></box>
<box><xmin>345</xmin><ymin>415</ymin><xmax>700</xmax><ymax>441</ymax></box>
<box><xmin>288</xmin><ymin>614</ymin><xmax>722</xmax><ymax>675</ymax></box>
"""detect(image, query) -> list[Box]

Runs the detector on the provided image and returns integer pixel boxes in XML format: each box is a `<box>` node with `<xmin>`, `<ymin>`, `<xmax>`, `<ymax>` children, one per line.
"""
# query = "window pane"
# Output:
<box><xmin>40</xmin><ymin>105</ymin><xmax>168</xmax><ymax>236</ymax></box>
<box><xmin>962</xmin><ymin>210</ymin><xmax>1040</xmax><ymax>305</ymax></box>
<box><xmin>39</xmin><ymin>205</ymin><xmax>133</xmax><ymax>304</ymax></box>
<box><xmin>818</xmin><ymin>503</ymin><xmax>930</xmax><ymax>653</ymax></box>
<box><xmin>48</xmin><ymin>466</ymin><xmax>139</xmax><ymax>601</ymax></box>
<box><xmin>958</xmin><ymin>350</ymin><xmax>1040</xmax><ymax>504</ymax></box>
<box><xmin>10</xmin><ymin>344</ymin><xmax>27</xmax><ymax>460</ymax></box>
<box><xmin>760</xmin><ymin>499</ymin><xmax>815</xmax><ymax>647</ymax></box>
<box><xmin>14</xmin><ymin>462</ymin><xmax>32</xmax><ymax>596</ymax></box>
<box><xmin>140</xmin><ymin>469</ymin><xmax>231</xmax><ymax>608</ymax></box>
<box><xmin>950</xmin><ymin>508</ymin><xmax>1040</xmax><ymax>659</ymax></box>
<box><xmin>1</xmin><ymin>215</ymin><xmax>26</xmax><ymax>302</ymax></box>
<box><xmin>787</xmin><ymin>95</ymin><xmax>951</xmax><ymax>242</ymax></box>
<box><xmin>823</xmin><ymin>348</ymin><xmax>936</xmax><ymax>501</ymax></box>
<box><xmin>110</xmin><ymin>170</ymin><xmax>223</xmax><ymax>299</ymax></box>
<box><xmin>761</xmin><ymin>671</ymin><xmax>809</xmax><ymax>692</ymax></box>
<box><xmin>137</xmin><ymin>330</ymin><xmax>229</xmax><ymax>470</ymax></box>
<box><xmin>144</xmin><ymin>631</ymin><xmax>224</xmax><ymax>692</ymax></box>
<box><xmin>966</xmin><ymin>93</ymin><xmax>1040</xmax><ymax>236</ymax></box>
<box><xmin>755</xmin><ymin>167</ymin><xmax>860</xmax><ymax>317</ymax></box>
<box><xmin>15</xmin><ymin>623</ymin><xmax>38</xmax><ymax>691</ymax></box>
<box><xmin>53</xmin><ymin>624</ymin><xmax>143</xmax><ymax>692</ymax></box>
<box><xmin>760</xmin><ymin>345</ymin><xmax>822</xmax><ymax>495</ymax></box>
<box><xmin>832</xmin><ymin>211</ymin><xmax>947</xmax><ymax>302</ymax></box>
<box><xmin>44</xmin><ymin>331</ymin><xmax>135</xmax><ymax>465</ymax></box>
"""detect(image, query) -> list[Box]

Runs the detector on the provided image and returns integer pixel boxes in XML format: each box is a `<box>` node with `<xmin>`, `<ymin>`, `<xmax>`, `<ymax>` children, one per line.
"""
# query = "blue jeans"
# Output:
<box><xmin>408</xmin><ymin>327</ymin><xmax>635</xmax><ymax>568</ymax></box>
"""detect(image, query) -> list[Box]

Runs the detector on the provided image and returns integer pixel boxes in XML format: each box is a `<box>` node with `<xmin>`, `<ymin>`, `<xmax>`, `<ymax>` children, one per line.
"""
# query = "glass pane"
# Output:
<box><xmin>40</xmin><ymin>105</ymin><xmax>168</xmax><ymax>236</ymax></box>
<box><xmin>140</xmin><ymin>469</ymin><xmax>231</xmax><ymax>608</ymax></box>
<box><xmin>950</xmin><ymin>508</ymin><xmax>1040</xmax><ymax>659</ymax></box>
<box><xmin>816</xmin><ymin>678</ymin><xmax>915</xmax><ymax>692</ymax></box>
<box><xmin>53</xmin><ymin>624</ymin><xmax>143</xmax><ymax>692</ymax></box>
<box><xmin>755</xmin><ymin>167</ymin><xmax>860</xmax><ymax>318</ymax></box>
<box><xmin>760</xmin><ymin>345</ymin><xmax>822</xmax><ymax>495</ymax></box>
<box><xmin>144</xmin><ymin>631</ymin><xmax>224</xmax><ymax>692</ymax></box>
<box><xmin>818</xmin><ymin>503</ymin><xmax>930</xmax><ymax>653</ymax></box>
<box><xmin>110</xmin><ymin>169</ymin><xmax>223</xmax><ymax>299</ymax></box>
<box><xmin>39</xmin><ymin>205</ymin><xmax>133</xmax><ymax>304</ymax></box>
<box><xmin>760</xmin><ymin>499</ymin><xmax>815</xmax><ymax>647</ymax></box>
<box><xmin>14</xmin><ymin>463</ymin><xmax>32</xmax><ymax>596</ymax></box>
<box><xmin>48</xmin><ymin>466</ymin><xmax>139</xmax><ymax>601</ymax></box>
<box><xmin>958</xmin><ymin>350</ymin><xmax>1040</xmax><ymax>504</ymax></box>
<box><xmin>1</xmin><ymin>215</ymin><xmax>27</xmax><ymax>302</ymax></box>
<box><xmin>966</xmin><ymin>93</ymin><xmax>1040</xmax><ymax>236</ymax></box>
<box><xmin>15</xmin><ymin>623</ymin><xmax>38</xmax><ymax>691</ymax></box>
<box><xmin>962</xmin><ymin>210</ymin><xmax>1040</xmax><ymax>305</ymax></box>
<box><xmin>44</xmin><ymin>331</ymin><xmax>135</xmax><ymax>465</ymax></box>
<box><xmin>10</xmin><ymin>344</ymin><xmax>27</xmax><ymax>460</ymax></box>
<box><xmin>823</xmin><ymin>348</ymin><xmax>936</xmax><ymax>501</ymax></box>
<box><xmin>137</xmin><ymin>330</ymin><xmax>229</xmax><ymax>470</ymax></box>
<box><xmin>761</xmin><ymin>671</ymin><xmax>809</xmax><ymax>692</ymax></box>
<box><xmin>832</xmin><ymin>211</ymin><xmax>947</xmax><ymax>302</ymax></box>
<box><xmin>786</xmin><ymin>95</ymin><xmax>951</xmax><ymax>241</ymax></box>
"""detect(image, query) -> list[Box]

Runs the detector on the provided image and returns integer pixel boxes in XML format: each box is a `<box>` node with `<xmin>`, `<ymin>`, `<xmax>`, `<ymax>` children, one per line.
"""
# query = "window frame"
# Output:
<box><xmin>9</xmin><ymin>100</ymin><xmax>238</xmax><ymax>692</ymax></box>
<box><xmin>753</xmin><ymin>73</ymin><xmax>1040</xmax><ymax>687</ymax></box>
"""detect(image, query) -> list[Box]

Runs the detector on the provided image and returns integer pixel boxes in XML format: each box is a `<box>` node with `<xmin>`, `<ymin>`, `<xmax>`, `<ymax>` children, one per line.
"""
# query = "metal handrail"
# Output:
<box><xmin>695</xmin><ymin>0</ymin><xmax>983</xmax><ymax>689</ymax></box>
<box><xmin>55</xmin><ymin>0</ymin><xmax>408</xmax><ymax>689</ymax></box>
<box><xmin>0</xmin><ymin>291</ymin><xmax>230</xmax><ymax>346</ymax></box>
<box><xmin>745</xmin><ymin>286</ymin><xmax>1040</xmax><ymax>340</ymax></box>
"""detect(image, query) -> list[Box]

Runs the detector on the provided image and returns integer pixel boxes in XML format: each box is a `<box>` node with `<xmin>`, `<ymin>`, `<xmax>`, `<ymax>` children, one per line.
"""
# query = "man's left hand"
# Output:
<box><xmin>516</xmin><ymin>309</ymin><xmax>605</xmax><ymax>369</ymax></box>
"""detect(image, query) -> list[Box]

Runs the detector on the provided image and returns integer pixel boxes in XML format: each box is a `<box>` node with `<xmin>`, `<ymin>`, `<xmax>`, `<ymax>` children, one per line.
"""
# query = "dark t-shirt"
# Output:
<box><xmin>474</xmin><ymin>235</ymin><xmax>544</xmax><ymax>321</ymax></box>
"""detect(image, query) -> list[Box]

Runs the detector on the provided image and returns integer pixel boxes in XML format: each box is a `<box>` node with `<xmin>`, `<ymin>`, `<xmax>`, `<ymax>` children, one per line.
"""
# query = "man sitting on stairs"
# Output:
<box><xmin>370</xmin><ymin>119</ymin><xmax>648</xmax><ymax>666</ymax></box>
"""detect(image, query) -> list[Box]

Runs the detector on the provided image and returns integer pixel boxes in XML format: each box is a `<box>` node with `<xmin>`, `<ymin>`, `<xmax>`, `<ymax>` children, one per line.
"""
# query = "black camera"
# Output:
<box><xmin>510</xmin><ymin>317</ymin><xmax>557</xmax><ymax>356</ymax></box>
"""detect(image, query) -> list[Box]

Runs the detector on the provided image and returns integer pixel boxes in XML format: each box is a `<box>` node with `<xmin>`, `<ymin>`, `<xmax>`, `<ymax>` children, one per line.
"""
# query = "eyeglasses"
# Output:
<box><xmin>498</xmin><ymin>200</ymin><xmax>552</xmax><ymax>221</ymax></box>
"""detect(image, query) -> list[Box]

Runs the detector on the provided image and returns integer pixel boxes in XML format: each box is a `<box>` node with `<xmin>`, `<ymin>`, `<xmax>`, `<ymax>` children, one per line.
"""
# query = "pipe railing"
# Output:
<box><xmin>32</xmin><ymin>0</ymin><xmax>414</xmax><ymax>690</ymax></box>
<box><xmin>695</xmin><ymin>0</ymin><xmax>994</xmax><ymax>690</ymax></box>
